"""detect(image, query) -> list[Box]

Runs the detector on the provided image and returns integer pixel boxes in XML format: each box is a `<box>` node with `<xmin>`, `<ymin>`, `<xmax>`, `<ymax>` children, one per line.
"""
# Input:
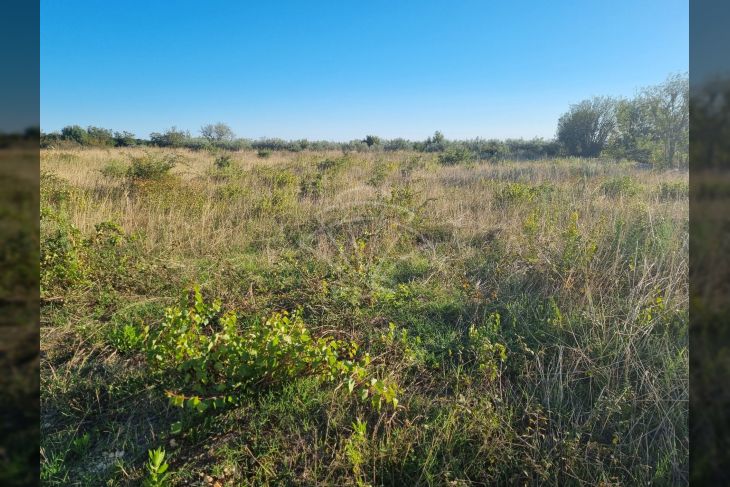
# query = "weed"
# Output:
<box><xmin>143</xmin><ymin>447</ymin><xmax>170</xmax><ymax>487</ymax></box>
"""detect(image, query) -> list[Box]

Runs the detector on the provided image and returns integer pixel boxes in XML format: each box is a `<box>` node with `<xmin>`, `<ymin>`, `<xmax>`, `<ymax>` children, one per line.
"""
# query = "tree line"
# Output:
<box><xmin>41</xmin><ymin>74</ymin><xmax>688</xmax><ymax>166</ymax></box>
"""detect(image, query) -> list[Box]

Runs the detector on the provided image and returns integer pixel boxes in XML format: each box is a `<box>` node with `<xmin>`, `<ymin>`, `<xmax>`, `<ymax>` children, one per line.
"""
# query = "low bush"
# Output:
<box><xmin>133</xmin><ymin>288</ymin><xmax>399</xmax><ymax>412</ymax></box>
<box><xmin>127</xmin><ymin>152</ymin><xmax>178</xmax><ymax>180</ymax></box>
<box><xmin>601</xmin><ymin>175</ymin><xmax>642</xmax><ymax>197</ymax></box>
<box><xmin>657</xmin><ymin>181</ymin><xmax>688</xmax><ymax>200</ymax></box>
<box><xmin>100</xmin><ymin>159</ymin><xmax>128</xmax><ymax>178</ymax></box>
<box><xmin>438</xmin><ymin>145</ymin><xmax>473</xmax><ymax>165</ymax></box>
<box><xmin>214</xmin><ymin>154</ymin><xmax>233</xmax><ymax>169</ymax></box>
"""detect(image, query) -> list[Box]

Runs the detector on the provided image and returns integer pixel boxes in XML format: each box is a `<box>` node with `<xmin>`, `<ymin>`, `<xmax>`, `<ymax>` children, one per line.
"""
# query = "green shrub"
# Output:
<box><xmin>138</xmin><ymin>288</ymin><xmax>399</xmax><ymax>412</ymax></box>
<box><xmin>40</xmin><ymin>208</ymin><xmax>88</xmax><ymax>296</ymax></box>
<box><xmin>438</xmin><ymin>146</ymin><xmax>473</xmax><ymax>165</ymax></box>
<box><xmin>468</xmin><ymin>312</ymin><xmax>507</xmax><ymax>380</ymax></box>
<box><xmin>127</xmin><ymin>153</ymin><xmax>178</xmax><ymax>180</ymax></box>
<box><xmin>317</xmin><ymin>156</ymin><xmax>349</xmax><ymax>173</ymax></box>
<box><xmin>100</xmin><ymin>159</ymin><xmax>128</xmax><ymax>178</ymax></box>
<box><xmin>601</xmin><ymin>176</ymin><xmax>641</xmax><ymax>197</ymax></box>
<box><xmin>214</xmin><ymin>154</ymin><xmax>233</xmax><ymax>169</ymax></box>
<box><xmin>257</xmin><ymin>149</ymin><xmax>272</xmax><ymax>159</ymax></box>
<box><xmin>494</xmin><ymin>182</ymin><xmax>537</xmax><ymax>207</ymax></box>
<box><xmin>300</xmin><ymin>173</ymin><xmax>324</xmax><ymax>199</ymax></box>
<box><xmin>657</xmin><ymin>181</ymin><xmax>688</xmax><ymax>200</ymax></box>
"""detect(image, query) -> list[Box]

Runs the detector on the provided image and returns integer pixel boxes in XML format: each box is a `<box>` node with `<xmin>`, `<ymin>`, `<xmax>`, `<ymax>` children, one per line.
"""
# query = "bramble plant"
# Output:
<box><xmin>139</xmin><ymin>287</ymin><xmax>399</xmax><ymax>413</ymax></box>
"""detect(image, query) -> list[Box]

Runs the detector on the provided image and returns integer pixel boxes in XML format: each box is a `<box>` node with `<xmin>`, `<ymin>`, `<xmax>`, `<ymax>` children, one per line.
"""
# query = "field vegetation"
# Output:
<box><xmin>40</xmin><ymin>146</ymin><xmax>688</xmax><ymax>485</ymax></box>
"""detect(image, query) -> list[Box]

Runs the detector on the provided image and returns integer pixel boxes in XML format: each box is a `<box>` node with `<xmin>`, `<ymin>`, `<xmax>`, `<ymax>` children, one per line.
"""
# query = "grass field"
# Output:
<box><xmin>40</xmin><ymin>148</ymin><xmax>688</xmax><ymax>485</ymax></box>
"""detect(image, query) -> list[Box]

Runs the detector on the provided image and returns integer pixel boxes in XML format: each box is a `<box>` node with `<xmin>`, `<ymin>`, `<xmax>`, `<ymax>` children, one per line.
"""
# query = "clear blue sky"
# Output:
<box><xmin>41</xmin><ymin>0</ymin><xmax>688</xmax><ymax>141</ymax></box>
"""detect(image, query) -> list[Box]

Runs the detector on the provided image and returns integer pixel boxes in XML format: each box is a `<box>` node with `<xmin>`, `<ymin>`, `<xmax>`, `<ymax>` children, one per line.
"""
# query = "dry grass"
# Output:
<box><xmin>41</xmin><ymin>147</ymin><xmax>688</xmax><ymax>485</ymax></box>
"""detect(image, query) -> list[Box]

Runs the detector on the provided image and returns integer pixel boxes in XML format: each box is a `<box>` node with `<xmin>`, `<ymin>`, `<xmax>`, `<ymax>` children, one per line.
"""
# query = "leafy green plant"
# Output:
<box><xmin>438</xmin><ymin>145</ymin><xmax>473</xmax><ymax>165</ymax></box>
<box><xmin>127</xmin><ymin>152</ymin><xmax>178</xmax><ymax>180</ymax></box>
<box><xmin>257</xmin><ymin>149</ymin><xmax>272</xmax><ymax>158</ymax></box>
<box><xmin>468</xmin><ymin>312</ymin><xmax>507</xmax><ymax>380</ymax></box>
<box><xmin>100</xmin><ymin>159</ymin><xmax>128</xmax><ymax>178</ymax></box>
<box><xmin>109</xmin><ymin>323</ymin><xmax>145</xmax><ymax>353</ymax></box>
<box><xmin>345</xmin><ymin>418</ymin><xmax>369</xmax><ymax>485</ymax></box>
<box><xmin>143</xmin><ymin>447</ymin><xmax>170</xmax><ymax>487</ymax></box>
<box><xmin>600</xmin><ymin>175</ymin><xmax>641</xmax><ymax>197</ymax></box>
<box><xmin>494</xmin><ymin>182</ymin><xmax>538</xmax><ymax>207</ymax></box>
<box><xmin>70</xmin><ymin>432</ymin><xmax>91</xmax><ymax>456</ymax></box>
<box><xmin>140</xmin><ymin>287</ymin><xmax>398</xmax><ymax>412</ymax></box>
<box><xmin>40</xmin><ymin>207</ymin><xmax>88</xmax><ymax>296</ymax></box>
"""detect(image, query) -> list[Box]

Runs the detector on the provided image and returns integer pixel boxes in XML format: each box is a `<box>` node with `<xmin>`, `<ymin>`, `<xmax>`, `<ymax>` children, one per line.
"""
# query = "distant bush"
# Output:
<box><xmin>127</xmin><ymin>152</ymin><xmax>177</xmax><ymax>180</ymax></box>
<box><xmin>149</xmin><ymin>127</ymin><xmax>190</xmax><ymax>148</ymax></box>
<box><xmin>657</xmin><ymin>181</ymin><xmax>688</xmax><ymax>200</ymax></box>
<box><xmin>438</xmin><ymin>145</ymin><xmax>473</xmax><ymax>165</ymax></box>
<box><xmin>257</xmin><ymin>149</ymin><xmax>272</xmax><ymax>158</ymax></box>
<box><xmin>494</xmin><ymin>182</ymin><xmax>538</xmax><ymax>207</ymax></box>
<box><xmin>383</xmin><ymin>138</ymin><xmax>414</xmax><ymax>152</ymax></box>
<box><xmin>364</xmin><ymin>135</ymin><xmax>381</xmax><ymax>147</ymax></box>
<box><xmin>601</xmin><ymin>176</ymin><xmax>641</xmax><ymax>197</ymax></box>
<box><xmin>113</xmin><ymin>131</ymin><xmax>137</xmax><ymax>147</ymax></box>
<box><xmin>60</xmin><ymin>125</ymin><xmax>89</xmax><ymax>145</ymax></box>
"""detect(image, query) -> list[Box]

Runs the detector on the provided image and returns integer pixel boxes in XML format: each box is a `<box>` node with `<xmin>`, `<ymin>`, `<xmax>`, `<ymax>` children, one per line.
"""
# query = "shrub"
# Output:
<box><xmin>468</xmin><ymin>312</ymin><xmax>507</xmax><ymax>380</ymax></box>
<box><xmin>300</xmin><ymin>173</ymin><xmax>324</xmax><ymax>199</ymax></box>
<box><xmin>657</xmin><ymin>181</ymin><xmax>688</xmax><ymax>200</ymax></box>
<box><xmin>149</xmin><ymin>127</ymin><xmax>190</xmax><ymax>148</ymax></box>
<box><xmin>100</xmin><ymin>159</ymin><xmax>128</xmax><ymax>178</ymax></box>
<box><xmin>494</xmin><ymin>182</ymin><xmax>537</xmax><ymax>207</ymax></box>
<box><xmin>601</xmin><ymin>176</ymin><xmax>641</xmax><ymax>197</ymax></box>
<box><xmin>214</xmin><ymin>154</ymin><xmax>233</xmax><ymax>169</ymax></box>
<box><xmin>60</xmin><ymin>125</ymin><xmax>89</xmax><ymax>145</ymax></box>
<box><xmin>126</xmin><ymin>153</ymin><xmax>177</xmax><ymax>180</ymax></box>
<box><xmin>438</xmin><ymin>145</ymin><xmax>473</xmax><ymax>165</ymax></box>
<box><xmin>364</xmin><ymin>135</ymin><xmax>381</xmax><ymax>147</ymax></box>
<box><xmin>257</xmin><ymin>149</ymin><xmax>272</xmax><ymax>159</ymax></box>
<box><xmin>138</xmin><ymin>288</ymin><xmax>399</xmax><ymax>412</ymax></box>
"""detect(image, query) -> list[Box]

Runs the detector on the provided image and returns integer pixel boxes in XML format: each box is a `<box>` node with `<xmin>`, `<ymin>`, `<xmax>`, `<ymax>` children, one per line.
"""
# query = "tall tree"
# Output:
<box><xmin>201</xmin><ymin>123</ymin><xmax>235</xmax><ymax>143</ymax></box>
<box><xmin>640</xmin><ymin>74</ymin><xmax>689</xmax><ymax>168</ymax></box>
<box><xmin>557</xmin><ymin>97</ymin><xmax>616</xmax><ymax>157</ymax></box>
<box><xmin>605</xmin><ymin>98</ymin><xmax>652</xmax><ymax>162</ymax></box>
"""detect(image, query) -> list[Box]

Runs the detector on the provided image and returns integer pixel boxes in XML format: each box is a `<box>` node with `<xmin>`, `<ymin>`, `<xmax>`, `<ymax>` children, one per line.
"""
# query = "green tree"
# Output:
<box><xmin>364</xmin><ymin>135</ymin><xmax>381</xmax><ymax>147</ymax></box>
<box><xmin>60</xmin><ymin>125</ymin><xmax>89</xmax><ymax>145</ymax></box>
<box><xmin>557</xmin><ymin>97</ymin><xmax>616</xmax><ymax>157</ymax></box>
<box><xmin>86</xmin><ymin>126</ymin><xmax>114</xmax><ymax>146</ymax></box>
<box><xmin>200</xmin><ymin>123</ymin><xmax>235</xmax><ymax>143</ymax></box>
<box><xmin>640</xmin><ymin>73</ymin><xmax>689</xmax><ymax>168</ymax></box>
<box><xmin>113</xmin><ymin>131</ymin><xmax>137</xmax><ymax>147</ymax></box>
<box><xmin>605</xmin><ymin>99</ymin><xmax>651</xmax><ymax>162</ymax></box>
<box><xmin>150</xmin><ymin>127</ymin><xmax>190</xmax><ymax>147</ymax></box>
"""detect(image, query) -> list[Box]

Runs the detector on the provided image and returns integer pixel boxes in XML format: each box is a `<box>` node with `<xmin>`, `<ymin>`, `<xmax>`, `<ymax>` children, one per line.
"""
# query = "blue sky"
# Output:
<box><xmin>41</xmin><ymin>0</ymin><xmax>688</xmax><ymax>141</ymax></box>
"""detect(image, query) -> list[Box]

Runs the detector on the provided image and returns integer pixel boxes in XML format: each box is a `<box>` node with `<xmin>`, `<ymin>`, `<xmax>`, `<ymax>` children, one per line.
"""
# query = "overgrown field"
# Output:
<box><xmin>40</xmin><ymin>148</ymin><xmax>688</xmax><ymax>485</ymax></box>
